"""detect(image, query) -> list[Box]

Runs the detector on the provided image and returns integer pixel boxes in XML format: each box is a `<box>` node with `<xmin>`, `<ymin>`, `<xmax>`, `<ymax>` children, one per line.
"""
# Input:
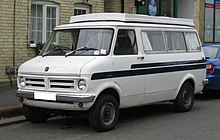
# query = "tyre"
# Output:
<box><xmin>89</xmin><ymin>94</ymin><xmax>119</xmax><ymax>132</ymax></box>
<box><xmin>174</xmin><ymin>82</ymin><xmax>194</xmax><ymax>112</ymax></box>
<box><xmin>23</xmin><ymin>104</ymin><xmax>50</xmax><ymax>123</ymax></box>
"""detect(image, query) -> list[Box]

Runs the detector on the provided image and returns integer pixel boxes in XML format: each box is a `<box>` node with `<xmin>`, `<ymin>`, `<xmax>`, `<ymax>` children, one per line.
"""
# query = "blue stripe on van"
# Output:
<box><xmin>91</xmin><ymin>60</ymin><xmax>206</xmax><ymax>80</ymax></box>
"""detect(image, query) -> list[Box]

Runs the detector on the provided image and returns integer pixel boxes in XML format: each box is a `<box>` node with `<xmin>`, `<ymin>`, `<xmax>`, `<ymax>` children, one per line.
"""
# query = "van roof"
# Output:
<box><xmin>69</xmin><ymin>13</ymin><xmax>194</xmax><ymax>27</ymax></box>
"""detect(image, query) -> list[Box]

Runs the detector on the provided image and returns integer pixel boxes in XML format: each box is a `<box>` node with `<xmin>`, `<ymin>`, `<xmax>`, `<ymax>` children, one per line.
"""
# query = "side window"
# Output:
<box><xmin>114</xmin><ymin>29</ymin><xmax>138</xmax><ymax>55</ymax></box>
<box><xmin>141</xmin><ymin>31</ymin><xmax>166</xmax><ymax>53</ymax></box>
<box><xmin>185</xmin><ymin>32</ymin><xmax>201</xmax><ymax>51</ymax></box>
<box><xmin>165</xmin><ymin>32</ymin><xmax>186</xmax><ymax>51</ymax></box>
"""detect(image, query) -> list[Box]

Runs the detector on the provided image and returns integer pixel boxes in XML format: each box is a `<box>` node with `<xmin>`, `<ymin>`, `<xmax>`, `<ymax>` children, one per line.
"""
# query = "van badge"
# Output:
<box><xmin>45</xmin><ymin>67</ymin><xmax>49</xmax><ymax>72</ymax></box>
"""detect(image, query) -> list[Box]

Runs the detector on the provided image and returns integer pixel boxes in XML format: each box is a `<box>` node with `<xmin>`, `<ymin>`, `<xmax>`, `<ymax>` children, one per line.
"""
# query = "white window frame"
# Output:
<box><xmin>31</xmin><ymin>1</ymin><xmax>59</xmax><ymax>43</ymax></box>
<box><xmin>74</xmin><ymin>3</ymin><xmax>90</xmax><ymax>16</ymax></box>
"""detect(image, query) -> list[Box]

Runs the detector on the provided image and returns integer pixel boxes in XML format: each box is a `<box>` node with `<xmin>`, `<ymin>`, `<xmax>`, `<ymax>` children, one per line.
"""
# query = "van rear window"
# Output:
<box><xmin>185</xmin><ymin>32</ymin><xmax>201</xmax><ymax>51</ymax></box>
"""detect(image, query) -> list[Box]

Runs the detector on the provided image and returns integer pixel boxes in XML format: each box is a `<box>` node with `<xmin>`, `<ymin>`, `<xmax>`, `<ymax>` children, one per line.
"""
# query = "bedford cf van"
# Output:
<box><xmin>16</xmin><ymin>13</ymin><xmax>207</xmax><ymax>132</ymax></box>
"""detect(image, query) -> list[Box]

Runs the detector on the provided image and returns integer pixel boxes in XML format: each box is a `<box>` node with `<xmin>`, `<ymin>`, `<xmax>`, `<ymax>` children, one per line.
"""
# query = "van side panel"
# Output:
<box><xmin>137</xmin><ymin>28</ymin><xmax>206</xmax><ymax>105</ymax></box>
<box><xmin>174</xmin><ymin>52</ymin><xmax>206</xmax><ymax>95</ymax></box>
<box><xmin>142</xmin><ymin>54</ymin><xmax>178</xmax><ymax>103</ymax></box>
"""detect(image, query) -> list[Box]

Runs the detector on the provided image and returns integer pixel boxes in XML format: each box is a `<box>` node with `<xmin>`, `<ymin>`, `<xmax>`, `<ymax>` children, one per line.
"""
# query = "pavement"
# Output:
<box><xmin>0</xmin><ymin>86</ymin><xmax>23</xmax><ymax>120</ymax></box>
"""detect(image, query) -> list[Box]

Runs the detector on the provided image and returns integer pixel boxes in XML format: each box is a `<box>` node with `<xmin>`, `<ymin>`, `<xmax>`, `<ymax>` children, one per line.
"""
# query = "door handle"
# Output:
<box><xmin>137</xmin><ymin>56</ymin><xmax>144</xmax><ymax>60</ymax></box>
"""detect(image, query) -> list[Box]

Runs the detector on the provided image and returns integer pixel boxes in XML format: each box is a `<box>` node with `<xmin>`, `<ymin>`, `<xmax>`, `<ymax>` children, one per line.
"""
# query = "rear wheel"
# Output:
<box><xmin>89</xmin><ymin>95</ymin><xmax>119</xmax><ymax>132</ymax></box>
<box><xmin>174</xmin><ymin>82</ymin><xmax>194</xmax><ymax>112</ymax></box>
<box><xmin>23</xmin><ymin>104</ymin><xmax>50</xmax><ymax>123</ymax></box>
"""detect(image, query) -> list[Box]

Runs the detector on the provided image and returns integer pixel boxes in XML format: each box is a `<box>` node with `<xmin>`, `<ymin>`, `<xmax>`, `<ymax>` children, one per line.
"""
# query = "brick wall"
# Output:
<box><xmin>0</xmin><ymin>0</ymin><xmax>105</xmax><ymax>87</ymax></box>
<box><xmin>90</xmin><ymin>0</ymin><xmax>104</xmax><ymax>13</ymax></box>
<box><xmin>124</xmin><ymin>0</ymin><xmax>136</xmax><ymax>14</ymax></box>
<box><xmin>0</xmin><ymin>0</ymin><xmax>34</xmax><ymax>87</ymax></box>
<box><xmin>194</xmin><ymin>0</ymin><xmax>205</xmax><ymax>43</ymax></box>
<box><xmin>104</xmin><ymin>0</ymin><xmax>121</xmax><ymax>12</ymax></box>
<box><xmin>104</xmin><ymin>0</ymin><xmax>136</xmax><ymax>13</ymax></box>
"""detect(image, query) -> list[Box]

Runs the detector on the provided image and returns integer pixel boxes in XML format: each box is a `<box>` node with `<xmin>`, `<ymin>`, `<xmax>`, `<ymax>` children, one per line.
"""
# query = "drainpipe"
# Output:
<box><xmin>13</xmin><ymin>0</ymin><xmax>16</xmax><ymax>69</ymax></box>
<box><xmin>10</xmin><ymin>0</ymin><xmax>16</xmax><ymax>87</ymax></box>
<box><xmin>121</xmin><ymin>0</ymin><xmax>124</xmax><ymax>13</ymax></box>
<box><xmin>26</xmin><ymin>0</ymin><xmax>30</xmax><ymax>48</ymax></box>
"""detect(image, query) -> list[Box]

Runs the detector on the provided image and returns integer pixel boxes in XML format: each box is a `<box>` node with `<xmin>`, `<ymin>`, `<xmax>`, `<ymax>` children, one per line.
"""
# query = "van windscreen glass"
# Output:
<box><xmin>40</xmin><ymin>28</ymin><xmax>114</xmax><ymax>56</ymax></box>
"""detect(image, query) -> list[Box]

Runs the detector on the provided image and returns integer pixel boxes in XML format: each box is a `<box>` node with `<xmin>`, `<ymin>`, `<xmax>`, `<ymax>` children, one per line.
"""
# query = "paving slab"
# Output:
<box><xmin>0</xmin><ymin>86</ymin><xmax>23</xmax><ymax>118</ymax></box>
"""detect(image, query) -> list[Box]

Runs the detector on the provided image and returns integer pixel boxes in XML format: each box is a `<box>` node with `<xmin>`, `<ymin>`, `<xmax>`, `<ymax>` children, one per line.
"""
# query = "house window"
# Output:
<box><xmin>204</xmin><ymin>0</ymin><xmax>220</xmax><ymax>43</ymax></box>
<box><xmin>31</xmin><ymin>2</ymin><xmax>59</xmax><ymax>44</ymax></box>
<box><xmin>74</xmin><ymin>3</ymin><xmax>90</xmax><ymax>16</ymax></box>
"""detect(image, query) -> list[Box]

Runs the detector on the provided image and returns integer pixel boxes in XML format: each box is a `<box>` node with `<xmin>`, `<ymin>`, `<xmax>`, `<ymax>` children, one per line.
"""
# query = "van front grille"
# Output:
<box><xmin>49</xmin><ymin>78</ymin><xmax>76</xmax><ymax>91</ymax></box>
<box><xmin>22</xmin><ymin>76</ymin><xmax>78</xmax><ymax>92</ymax></box>
<box><xmin>25</xmin><ymin>77</ymin><xmax>45</xmax><ymax>90</ymax></box>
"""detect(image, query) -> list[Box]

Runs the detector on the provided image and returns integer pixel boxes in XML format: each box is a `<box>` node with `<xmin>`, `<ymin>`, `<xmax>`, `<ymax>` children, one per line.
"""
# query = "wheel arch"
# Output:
<box><xmin>175</xmin><ymin>74</ymin><xmax>196</xmax><ymax>98</ymax></box>
<box><xmin>98</xmin><ymin>88</ymin><xmax>120</xmax><ymax>106</ymax></box>
<box><xmin>92</xmin><ymin>82</ymin><xmax>122</xmax><ymax>108</ymax></box>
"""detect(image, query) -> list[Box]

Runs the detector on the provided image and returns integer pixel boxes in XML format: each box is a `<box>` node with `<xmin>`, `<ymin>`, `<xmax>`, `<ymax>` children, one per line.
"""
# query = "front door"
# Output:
<box><xmin>113</xmin><ymin>29</ymin><xmax>145</xmax><ymax>108</ymax></box>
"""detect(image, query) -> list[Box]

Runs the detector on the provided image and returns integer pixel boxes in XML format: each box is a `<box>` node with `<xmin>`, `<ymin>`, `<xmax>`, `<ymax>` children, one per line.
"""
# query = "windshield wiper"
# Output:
<box><xmin>42</xmin><ymin>45</ymin><xmax>71</xmax><ymax>57</ymax></box>
<box><xmin>42</xmin><ymin>50</ymin><xmax>53</xmax><ymax>57</ymax></box>
<box><xmin>42</xmin><ymin>48</ymin><xmax>62</xmax><ymax>57</ymax></box>
<box><xmin>65</xmin><ymin>46</ymin><xmax>98</xmax><ymax>57</ymax></box>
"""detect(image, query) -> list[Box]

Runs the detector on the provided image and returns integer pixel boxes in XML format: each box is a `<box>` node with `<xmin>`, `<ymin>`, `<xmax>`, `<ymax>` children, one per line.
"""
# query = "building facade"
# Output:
<box><xmin>0</xmin><ymin>0</ymin><xmax>218</xmax><ymax>86</ymax></box>
<box><xmin>204</xmin><ymin>0</ymin><xmax>220</xmax><ymax>43</ymax></box>
<box><xmin>0</xmin><ymin>0</ymin><xmax>104</xmax><ymax>86</ymax></box>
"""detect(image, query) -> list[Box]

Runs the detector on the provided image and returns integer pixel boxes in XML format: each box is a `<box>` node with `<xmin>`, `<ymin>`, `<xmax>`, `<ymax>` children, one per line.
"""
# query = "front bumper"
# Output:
<box><xmin>204</xmin><ymin>76</ymin><xmax>220</xmax><ymax>90</ymax></box>
<box><xmin>16</xmin><ymin>90</ymin><xmax>96</xmax><ymax>110</ymax></box>
<box><xmin>16</xmin><ymin>90</ymin><xmax>95</xmax><ymax>103</ymax></box>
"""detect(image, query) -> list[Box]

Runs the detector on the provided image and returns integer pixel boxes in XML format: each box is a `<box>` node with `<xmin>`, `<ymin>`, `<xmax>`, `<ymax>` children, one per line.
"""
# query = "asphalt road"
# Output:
<box><xmin>1</xmin><ymin>93</ymin><xmax>220</xmax><ymax>140</ymax></box>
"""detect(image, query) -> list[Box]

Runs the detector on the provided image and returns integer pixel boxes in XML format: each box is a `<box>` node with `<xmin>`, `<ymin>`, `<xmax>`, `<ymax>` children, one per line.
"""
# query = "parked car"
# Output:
<box><xmin>16</xmin><ymin>13</ymin><xmax>207</xmax><ymax>132</ymax></box>
<box><xmin>202</xmin><ymin>44</ymin><xmax>220</xmax><ymax>92</ymax></box>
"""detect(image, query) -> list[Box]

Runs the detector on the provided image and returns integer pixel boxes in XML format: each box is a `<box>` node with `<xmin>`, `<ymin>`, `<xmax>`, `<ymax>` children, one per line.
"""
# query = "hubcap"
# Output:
<box><xmin>100</xmin><ymin>102</ymin><xmax>115</xmax><ymax>126</ymax></box>
<box><xmin>182</xmin><ymin>89</ymin><xmax>192</xmax><ymax>107</ymax></box>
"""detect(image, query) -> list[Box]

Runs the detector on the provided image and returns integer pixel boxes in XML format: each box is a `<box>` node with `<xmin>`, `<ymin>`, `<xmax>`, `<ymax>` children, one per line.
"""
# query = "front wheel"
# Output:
<box><xmin>174</xmin><ymin>82</ymin><xmax>194</xmax><ymax>112</ymax></box>
<box><xmin>89</xmin><ymin>95</ymin><xmax>119</xmax><ymax>132</ymax></box>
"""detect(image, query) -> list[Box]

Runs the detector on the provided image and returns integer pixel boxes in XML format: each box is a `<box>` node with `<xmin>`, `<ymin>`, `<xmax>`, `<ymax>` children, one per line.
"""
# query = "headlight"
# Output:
<box><xmin>19</xmin><ymin>77</ymin><xmax>25</xmax><ymax>87</ymax></box>
<box><xmin>78</xmin><ymin>79</ymin><xmax>86</xmax><ymax>91</ymax></box>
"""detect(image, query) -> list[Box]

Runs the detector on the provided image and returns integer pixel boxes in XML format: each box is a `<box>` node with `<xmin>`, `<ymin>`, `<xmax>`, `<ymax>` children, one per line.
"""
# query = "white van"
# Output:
<box><xmin>16</xmin><ymin>13</ymin><xmax>207</xmax><ymax>132</ymax></box>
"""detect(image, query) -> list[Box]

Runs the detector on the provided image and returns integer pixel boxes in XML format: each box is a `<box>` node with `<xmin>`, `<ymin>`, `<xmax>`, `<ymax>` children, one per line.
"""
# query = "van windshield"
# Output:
<box><xmin>40</xmin><ymin>29</ymin><xmax>114</xmax><ymax>56</ymax></box>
